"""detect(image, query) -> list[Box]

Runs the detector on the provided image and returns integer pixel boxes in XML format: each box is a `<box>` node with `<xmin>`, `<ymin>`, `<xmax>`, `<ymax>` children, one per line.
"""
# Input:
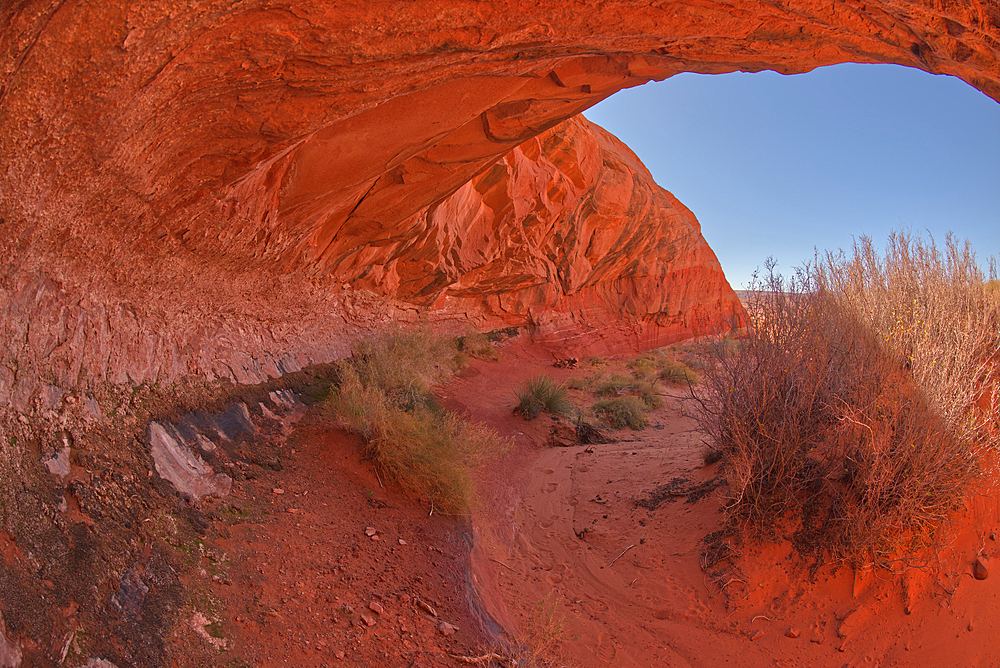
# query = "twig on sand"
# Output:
<box><xmin>936</xmin><ymin>578</ymin><xmax>961</xmax><ymax>606</ymax></box>
<box><xmin>608</xmin><ymin>544</ymin><xmax>635</xmax><ymax>568</ymax></box>
<box><xmin>448</xmin><ymin>652</ymin><xmax>509</xmax><ymax>665</ymax></box>
<box><xmin>489</xmin><ymin>557</ymin><xmax>516</xmax><ymax>572</ymax></box>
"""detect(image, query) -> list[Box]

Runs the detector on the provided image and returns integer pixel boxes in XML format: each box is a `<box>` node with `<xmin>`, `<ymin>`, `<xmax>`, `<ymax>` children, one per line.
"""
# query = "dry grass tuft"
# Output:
<box><xmin>658</xmin><ymin>359</ymin><xmax>699</xmax><ymax>386</ymax></box>
<box><xmin>459</xmin><ymin>330</ymin><xmax>500</xmax><ymax>361</ymax></box>
<box><xmin>693</xmin><ymin>232</ymin><xmax>1000</xmax><ymax>561</ymax></box>
<box><xmin>324</xmin><ymin>327</ymin><xmax>508</xmax><ymax>515</ymax></box>
<box><xmin>469</xmin><ymin>595</ymin><xmax>569</xmax><ymax>668</ymax></box>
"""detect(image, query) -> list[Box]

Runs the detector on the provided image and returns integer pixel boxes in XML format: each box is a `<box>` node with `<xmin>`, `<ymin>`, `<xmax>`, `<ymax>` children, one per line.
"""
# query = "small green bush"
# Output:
<box><xmin>659</xmin><ymin>360</ymin><xmax>699</xmax><ymax>385</ymax></box>
<box><xmin>679</xmin><ymin>351</ymin><xmax>707</xmax><ymax>372</ymax></box>
<box><xmin>635</xmin><ymin>380</ymin><xmax>664</xmax><ymax>409</ymax></box>
<box><xmin>514</xmin><ymin>375</ymin><xmax>572</xmax><ymax>420</ymax></box>
<box><xmin>593</xmin><ymin>374</ymin><xmax>633</xmax><ymax>397</ymax></box>
<box><xmin>626</xmin><ymin>354</ymin><xmax>663</xmax><ymax>382</ymax></box>
<box><xmin>593</xmin><ymin>396</ymin><xmax>648</xmax><ymax>430</ymax></box>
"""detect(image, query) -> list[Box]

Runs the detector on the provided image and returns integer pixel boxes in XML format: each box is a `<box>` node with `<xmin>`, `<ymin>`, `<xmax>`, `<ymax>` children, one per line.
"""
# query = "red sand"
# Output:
<box><xmin>186</xmin><ymin>338</ymin><xmax>1000</xmax><ymax>667</ymax></box>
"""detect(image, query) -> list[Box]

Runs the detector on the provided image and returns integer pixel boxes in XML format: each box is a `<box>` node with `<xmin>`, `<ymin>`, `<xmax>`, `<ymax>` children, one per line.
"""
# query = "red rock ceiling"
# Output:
<box><xmin>1</xmin><ymin>1</ymin><xmax>998</xmax><ymax>400</ymax></box>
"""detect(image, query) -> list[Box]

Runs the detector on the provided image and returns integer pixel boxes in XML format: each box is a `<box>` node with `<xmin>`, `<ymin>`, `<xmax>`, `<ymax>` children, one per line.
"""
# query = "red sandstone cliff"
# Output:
<box><xmin>0</xmin><ymin>113</ymin><xmax>741</xmax><ymax>408</ymax></box>
<box><xmin>0</xmin><ymin>4</ymin><xmax>999</xmax><ymax>667</ymax></box>
<box><xmin>1</xmin><ymin>1</ymin><xmax>998</xmax><ymax>403</ymax></box>
<box><xmin>343</xmin><ymin>115</ymin><xmax>744</xmax><ymax>353</ymax></box>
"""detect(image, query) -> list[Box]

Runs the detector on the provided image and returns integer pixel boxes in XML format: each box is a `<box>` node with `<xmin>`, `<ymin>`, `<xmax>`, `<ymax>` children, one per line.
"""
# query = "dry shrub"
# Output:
<box><xmin>815</xmin><ymin>232</ymin><xmax>1000</xmax><ymax>447</ymax></box>
<box><xmin>593</xmin><ymin>373</ymin><xmax>633</xmax><ymax>397</ymax></box>
<box><xmin>635</xmin><ymin>380</ymin><xmax>664</xmax><ymax>409</ymax></box>
<box><xmin>659</xmin><ymin>359</ymin><xmax>699</xmax><ymax>385</ymax></box>
<box><xmin>459</xmin><ymin>330</ymin><xmax>500</xmax><ymax>361</ymax></box>
<box><xmin>506</xmin><ymin>595</ymin><xmax>568</xmax><ymax>667</ymax></box>
<box><xmin>471</xmin><ymin>594</ymin><xmax>568</xmax><ymax>668</ymax></box>
<box><xmin>593</xmin><ymin>396</ymin><xmax>648</xmax><ymax>430</ymax></box>
<box><xmin>325</xmin><ymin>328</ymin><xmax>508</xmax><ymax>515</ymax></box>
<box><xmin>694</xmin><ymin>233</ymin><xmax>1000</xmax><ymax>561</ymax></box>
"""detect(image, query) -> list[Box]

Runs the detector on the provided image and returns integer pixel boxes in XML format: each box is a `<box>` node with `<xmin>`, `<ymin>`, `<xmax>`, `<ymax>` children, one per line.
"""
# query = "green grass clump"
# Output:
<box><xmin>635</xmin><ymin>380</ymin><xmax>664</xmax><ymax>409</ymax></box>
<box><xmin>626</xmin><ymin>354</ymin><xmax>662</xmax><ymax>381</ymax></box>
<box><xmin>324</xmin><ymin>327</ymin><xmax>508</xmax><ymax>515</ymax></box>
<box><xmin>659</xmin><ymin>360</ymin><xmax>699</xmax><ymax>385</ymax></box>
<box><xmin>514</xmin><ymin>375</ymin><xmax>572</xmax><ymax>420</ymax></box>
<box><xmin>593</xmin><ymin>396</ymin><xmax>648</xmax><ymax>430</ymax></box>
<box><xmin>593</xmin><ymin>373</ymin><xmax>633</xmax><ymax>397</ymax></box>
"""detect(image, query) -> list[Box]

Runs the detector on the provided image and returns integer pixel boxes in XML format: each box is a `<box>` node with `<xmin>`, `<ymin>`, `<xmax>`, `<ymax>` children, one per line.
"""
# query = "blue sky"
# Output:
<box><xmin>584</xmin><ymin>64</ymin><xmax>1000</xmax><ymax>290</ymax></box>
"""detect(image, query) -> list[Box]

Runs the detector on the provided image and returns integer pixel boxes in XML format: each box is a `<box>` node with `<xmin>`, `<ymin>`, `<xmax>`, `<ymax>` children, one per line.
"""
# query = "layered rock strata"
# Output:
<box><xmin>1</xmin><ymin>1</ymin><xmax>998</xmax><ymax>403</ymax></box>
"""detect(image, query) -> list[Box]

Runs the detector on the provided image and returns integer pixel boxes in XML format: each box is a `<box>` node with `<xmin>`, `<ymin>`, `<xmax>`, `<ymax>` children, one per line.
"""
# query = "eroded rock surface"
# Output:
<box><xmin>321</xmin><ymin>115</ymin><xmax>744</xmax><ymax>352</ymax></box>
<box><xmin>2</xmin><ymin>1</ymin><xmax>998</xmax><ymax>404</ymax></box>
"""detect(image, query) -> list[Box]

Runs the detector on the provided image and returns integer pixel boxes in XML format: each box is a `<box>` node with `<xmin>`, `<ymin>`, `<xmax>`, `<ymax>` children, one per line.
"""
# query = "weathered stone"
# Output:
<box><xmin>0</xmin><ymin>613</ymin><xmax>22</xmax><ymax>668</ymax></box>
<box><xmin>974</xmin><ymin>555</ymin><xmax>990</xmax><ymax>580</ymax></box>
<box><xmin>82</xmin><ymin>660</ymin><xmax>119</xmax><ymax>668</ymax></box>
<box><xmin>415</xmin><ymin>598</ymin><xmax>438</xmax><ymax>618</ymax></box>
<box><xmin>148</xmin><ymin>422</ymin><xmax>233</xmax><ymax>501</ymax></box>
<box><xmin>43</xmin><ymin>448</ymin><xmax>71</xmax><ymax>478</ymax></box>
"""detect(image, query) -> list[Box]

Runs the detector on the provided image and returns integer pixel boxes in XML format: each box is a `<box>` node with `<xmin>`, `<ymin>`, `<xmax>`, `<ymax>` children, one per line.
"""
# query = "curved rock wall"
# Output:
<box><xmin>348</xmin><ymin>115</ymin><xmax>744</xmax><ymax>353</ymax></box>
<box><xmin>1</xmin><ymin>1</ymin><xmax>998</xmax><ymax>405</ymax></box>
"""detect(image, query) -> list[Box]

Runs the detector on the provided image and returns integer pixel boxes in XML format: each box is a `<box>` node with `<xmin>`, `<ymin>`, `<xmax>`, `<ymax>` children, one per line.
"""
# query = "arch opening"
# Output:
<box><xmin>586</xmin><ymin>63</ymin><xmax>1000</xmax><ymax>288</ymax></box>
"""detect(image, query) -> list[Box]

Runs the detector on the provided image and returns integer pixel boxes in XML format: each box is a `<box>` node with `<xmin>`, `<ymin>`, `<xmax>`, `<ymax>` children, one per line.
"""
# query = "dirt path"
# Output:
<box><xmin>446</xmin><ymin>342</ymin><xmax>1000</xmax><ymax>668</ymax></box>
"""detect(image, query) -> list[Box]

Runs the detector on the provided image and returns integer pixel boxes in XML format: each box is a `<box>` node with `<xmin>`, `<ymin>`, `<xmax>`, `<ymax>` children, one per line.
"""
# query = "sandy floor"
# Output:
<box><xmin>184</xmin><ymin>337</ymin><xmax>1000</xmax><ymax>668</ymax></box>
<box><xmin>448</xmin><ymin>341</ymin><xmax>1000</xmax><ymax>668</ymax></box>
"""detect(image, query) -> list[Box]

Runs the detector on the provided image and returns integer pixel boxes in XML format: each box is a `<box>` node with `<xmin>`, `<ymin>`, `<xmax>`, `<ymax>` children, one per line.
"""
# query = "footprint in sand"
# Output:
<box><xmin>543</xmin><ymin>482</ymin><xmax>559</xmax><ymax>493</ymax></box>
<box><xmin>542</xmin><ymin>468</ymin><xmax>555</xmax><ymax>474</ymax></box>
<box><xmin>546</xmin><ymin>564</ymin><xmax>568</xmax><ymax>584</ymax></box>
<box><xmin>539</xmin><ymin>518</ymin><xmax>555</xmax><ymax>528</ymax></box>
